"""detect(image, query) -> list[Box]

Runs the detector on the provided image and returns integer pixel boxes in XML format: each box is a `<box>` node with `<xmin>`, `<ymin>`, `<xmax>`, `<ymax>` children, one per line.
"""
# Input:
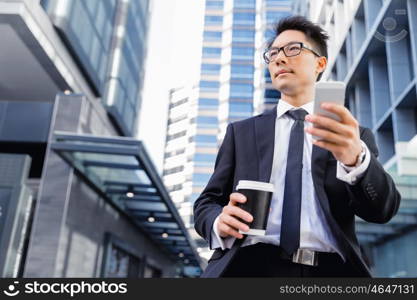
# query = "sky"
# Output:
<box><xmin>137</xmin><ymin>0</ymin><xmax>205</xmax><ymax>173</ymax></box>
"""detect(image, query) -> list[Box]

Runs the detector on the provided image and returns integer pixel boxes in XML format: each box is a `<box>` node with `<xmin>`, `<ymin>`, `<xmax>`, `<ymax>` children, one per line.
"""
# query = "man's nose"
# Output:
<box><xmin>275</xmin><ymin>50</ymin><xmax>287</xmax><ymax>64</ymax></box>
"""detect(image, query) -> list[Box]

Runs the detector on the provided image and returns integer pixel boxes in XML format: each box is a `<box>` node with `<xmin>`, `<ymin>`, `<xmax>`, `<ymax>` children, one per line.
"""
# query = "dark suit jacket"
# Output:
<box><xmin>193</xmin><ymin>104</ymin><xmax>401</xmax><ymax>278</ymax></box>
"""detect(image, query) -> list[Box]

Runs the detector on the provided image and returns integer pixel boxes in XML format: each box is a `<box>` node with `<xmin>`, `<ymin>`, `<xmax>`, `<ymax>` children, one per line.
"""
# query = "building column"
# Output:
<box><xmin>23</xmin><ymin>93</ymin><xmax>85</xmax><ymax>277</ymax></box>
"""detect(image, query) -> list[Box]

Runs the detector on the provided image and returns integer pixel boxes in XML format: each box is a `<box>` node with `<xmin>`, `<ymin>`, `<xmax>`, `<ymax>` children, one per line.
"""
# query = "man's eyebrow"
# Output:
<box><xmin>271</xmin><ymin>41</ymin><xmax>302</xmax><ymax>48</ymax></box>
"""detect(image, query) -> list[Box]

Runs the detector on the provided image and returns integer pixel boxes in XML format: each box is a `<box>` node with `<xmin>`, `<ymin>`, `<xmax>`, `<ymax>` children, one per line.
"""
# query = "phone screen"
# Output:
<box><xmin>312</xmin><ymin>81</ymin><xmax>346</xmax><ymax>140</ymax></box>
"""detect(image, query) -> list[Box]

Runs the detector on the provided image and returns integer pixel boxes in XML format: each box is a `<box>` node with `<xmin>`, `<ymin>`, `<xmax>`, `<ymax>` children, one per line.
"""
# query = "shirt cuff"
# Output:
<box><xmin>210</xmin><ymin>215</ymin><xmax>236</xmax><ymax>250</ymax></box>
<box><xmin>336</xmin><ymin>140</ymin><xmax>370</xmax><ymax>185</ymax></box>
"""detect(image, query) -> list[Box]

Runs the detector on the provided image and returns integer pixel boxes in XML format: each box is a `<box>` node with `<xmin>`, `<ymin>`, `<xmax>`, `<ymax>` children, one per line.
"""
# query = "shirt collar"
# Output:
<box><xmin>276</xmin><ymin>99</ymin><xmax>314</xmax><ymax>119</ymax></box>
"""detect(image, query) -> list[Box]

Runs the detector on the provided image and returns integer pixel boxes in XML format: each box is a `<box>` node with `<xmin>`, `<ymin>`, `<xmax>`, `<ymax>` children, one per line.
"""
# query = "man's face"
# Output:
<box><xmin>267</xmin><ymin>30</ymin><xmax>326</xmax><ymax>95</ymax></box>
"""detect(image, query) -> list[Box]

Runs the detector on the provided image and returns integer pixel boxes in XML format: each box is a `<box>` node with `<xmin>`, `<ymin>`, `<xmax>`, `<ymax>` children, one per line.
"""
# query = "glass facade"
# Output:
<box><xmin>203</xmin><ymin>31</ymin><xmax>223</xmax><ymax>41</ymax></box>
<box><xmin>201</xmin><ymin>64</ymin><xmax>222</xmax><ymax>75</ymax></box>
<box><xmin>262</xmin><ymin>0</ymin><xmax>293</xmax><ymax>110</ymax></box>
<box><xmin>0</xmin><ymin>0</ymin><xmax>201</xmax><ymax>277</ymax></box>
<box><xmin>199</xmin><ymin>81</ymin><xmax>220</xmax><ymax>92</ymax></box>
<box><xmin>232</xmin><ymin>47</ymin><xmax>255</xmax><ymax>59</ymax></box>
<box><xmin>326</xmin><ymin>0</ymin><xmax>417</xmax><ymax>165</ymax></box>
<box><xmin>331</xmin><ymin>1</ymin><xmax>417</xmax><ymax>276</ymax></box>
<box><xmin>370</xmin><ymin>162</ymin><xmax>417</xmax><ymax>277</ymax></box>
<box><xmin>295</xmin><ymin>0</ymin><xmax>417</xmax><ymax>278</ymax></box>
<box><xmin>41</xmin><ymin>0</ymin><xmax>116</xmax><ymax>93</ymax></box>
<box><xmin>41</xmin><ymin>0</ymin><xmax>150</xmax><ymax>136</ymax></box>
<box><xmin>205</xmin><ymin>0</ymin><xmax>224</xmax><ymax>10</ymax></box>
<box><xmin>204</xmin><ymin>15</ymin><xmax>223</xmax><ymax>25</ymax></box>
<box><xmin>107</xmin><ymin>0</ymin><xmax>149</xmax><ymax>136</ymax></box>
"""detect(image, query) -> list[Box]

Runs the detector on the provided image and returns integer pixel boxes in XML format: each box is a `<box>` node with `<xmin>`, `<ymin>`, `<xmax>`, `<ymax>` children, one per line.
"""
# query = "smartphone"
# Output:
<box><xmin>312</xmin><ymin>81</ymin><xmax>346</xmax><ymax>140</ymax></box>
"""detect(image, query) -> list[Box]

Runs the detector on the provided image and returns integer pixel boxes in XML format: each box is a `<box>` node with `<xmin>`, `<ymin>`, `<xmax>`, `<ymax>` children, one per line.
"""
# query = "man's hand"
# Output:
<box><xmin>217</xmin><ymin>193</ymin><xmax>253</xmax><ymax>239</ymax></box>
<box><xmin>304</xmin><ymin>102</ymin><xmax>362</xmax><ymax>166</ymax></box>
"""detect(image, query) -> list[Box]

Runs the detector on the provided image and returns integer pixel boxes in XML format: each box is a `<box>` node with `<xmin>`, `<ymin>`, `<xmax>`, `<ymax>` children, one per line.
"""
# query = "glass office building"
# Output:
<box><xmin>260</xmin><ymin>0</ymin><xmax>292</xmax><ymax>112</ymax></box>
<box><xmin>41</xmin><ymin>0</ymin><xmax>147</xmax><ymax>136</ymax></box>
<box><xmin>163</xmin><ymin>0</ymin><xmax>292</xmax><ymax>262</ymax></box>
<box><xmin>0</xmin><ymin>0</ymin><xmax>201</xmax><ymax>277</ymax></box>
<box><xmin>163</xmin><ymin>85</ymin><xmax>204</xmax><ymax>253</ymax></box>
<box><xmin>293</xmin><ymin>0</ymin><xmax>417</xmax><ymax>277</ymax></box>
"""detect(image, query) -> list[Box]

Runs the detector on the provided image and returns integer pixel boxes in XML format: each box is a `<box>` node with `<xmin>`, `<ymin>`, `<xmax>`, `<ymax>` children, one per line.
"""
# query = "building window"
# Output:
<box><xmin>204</xmin><ymin>15</ymin><xmax>223</xmax><ymax>25</ymax></box>
<box><xmin>266</xmin><ymin>11</ymin><xmax>290</xmax><ymax>24</ymax></box>
<box><xmin>168</xmin><ymin>184</ymin><xmax>183</xmax><ymax>192</ymax></box>
<box><xmin>205</xmin><ymin>0</ymin><xmax>224</xmax><ymax>10</ymax></box>
<box><xmin>229</xmin><ymin>102</ymin><xmax>253</xmax><ymax>118</ymax></box>
<box><xmin>199</xmin><ymin>81</ymin><xmax>220</xmax><ymax>92</ymax></box>
<box><xmin>203</xmin><ymin>31</ymin><xmax>222</xmax><ymax>41</ymax></box>
<box><xmin>192</xmin><ymin>173</ymin><xmax>212</xmax><ymax>186</ymax></box>
<box><xmin>169</xmin><ymin>98</ymin><xmax>188</xmax><ymax>109</ymax></box>
<box><xmin>234</xmin><ymin>0</ymin><xmax>256</xmax><ymax>9</ymax></box>
<box><xmin>232</xmin><ymin>30</ymin><xmax>255</xmax><ymax>42</ymax></box>
<box><xmin>202</xmin><ymin>47</ymin><xmax>222</xmax><ymax>58</ymax></box>
<box><xmin>231</xmin><ymin>64</ymin><xmax>254</xmax><ymax>79</ymax></box>
<box><xmin>194</xmin><ymin>135</ymin><xmax>218</xmax><ymax>145</ymax></box>
<box><xmin>197</xmin><ymin>116</ymin><xmax>218</xmax><ymax>128</ymax></box>
<box><xmin>232</xmin><ymin>47</ymin><xmax>254</xmax><ymax>60</ymax></box>
<box><xmin>102</xmin><ymin>234</ymin><xmax>142</xmax><ymax>278</ymax></box>
<box><xmin>264</xmin><ymin>67</ymin><xmax>272</xmax><ymax>83</ymax></box>
<box><xmin>230</xmin><ymin>102</ymin><xmax>253</xmax><ymax>113</ymax></box>
<box><xmin>201</xmin><ymin>64</ymin><xmax>221</xmax><ymax>75</ymax></box>
<box><xmin>231</xmin><ymin>64</ymin><xmax>254</xmax><ymax>74</ymax></box>
<box><xmin>198</xmin><ymin>98</ymin><xmax>218</xmax><ymax>107</ymax></box>
<box><xmin>168</xmin><ymin>114</ymin><xmax>187</xmax><ymax>125</ymax></box>
<box><xmin>264</xmin><ymin>89</ymin><xmax>280</xmax><ymax>100</ymax></box>
<box><xmin>233</xmin><ymin>13</ymin><xmax>256</xmax><ymax>25</ymax></box>
<box><xmin>198</xmin><ymin>98</ymin><xmax>218</xmax><ymax>111</ymax></box>
<box><xmin>194</xmin><ymin>154</ymin><xmax>216</xmax><ymax>163</ymax></box>
<box><xmin>230</xmin><ymin>83</ymin><xmax>254</xmax><ymax>97</ymax></box>
<box><xmin>266</xmin><ymin>0</ymin><xmax>292</xmax><ymax>7</ymax></box>
<box><xmin>143</xmin><ymin>264</ymin><xmax>162</xmax><ymax>278</ymax></box>
<box><xmin>166</xmin><ymin>131</ymin><xmax>187</xmax><ymax>141</ymax></box>
<box><xmin>163</xmin><ymin>166</ymin><xmax>184</xmax><ymax>176</ymax></box>
<box><xmin>164</xmin><ymin>148</ymin><xmax>186</xmax><ymax>158</ymax></box>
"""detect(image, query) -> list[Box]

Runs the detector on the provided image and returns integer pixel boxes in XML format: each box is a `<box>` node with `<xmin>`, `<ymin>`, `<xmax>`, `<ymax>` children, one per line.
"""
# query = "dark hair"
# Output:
<box><xmin>267</xmin><ymin>15</ymin><xmax>329</xmax><ymax>81</ymax></box>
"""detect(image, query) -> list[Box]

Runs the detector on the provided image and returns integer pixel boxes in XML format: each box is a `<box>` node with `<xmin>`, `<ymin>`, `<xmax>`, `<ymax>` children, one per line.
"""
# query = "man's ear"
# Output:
<box><xmin>315</xmin><ymin>56</ymin><xmax>327</xmax><ymax>81</ymax></box>
<box><xmin>317</xmin><ymin>56</ymin><xmax>327</xmax><ymax>75</ymax></box>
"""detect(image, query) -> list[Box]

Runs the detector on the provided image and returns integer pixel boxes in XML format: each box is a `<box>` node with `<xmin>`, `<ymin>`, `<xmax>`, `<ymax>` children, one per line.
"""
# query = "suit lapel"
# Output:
<box><xmin>254</xmin><ymin>106</ymin><xmax>277</xmax><ymax>183</ymax></box>
<box><xmin>311</xmin><ymin>144</ymin><xmax>332</xmax><ymax>214</ymax></box>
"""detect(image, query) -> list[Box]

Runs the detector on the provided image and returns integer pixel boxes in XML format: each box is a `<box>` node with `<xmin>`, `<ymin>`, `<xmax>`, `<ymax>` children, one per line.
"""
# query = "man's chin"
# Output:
<box><xmin>274</xmin><ymin>81</ymin><xmax>295</xmax><ymax>94</ymax></box>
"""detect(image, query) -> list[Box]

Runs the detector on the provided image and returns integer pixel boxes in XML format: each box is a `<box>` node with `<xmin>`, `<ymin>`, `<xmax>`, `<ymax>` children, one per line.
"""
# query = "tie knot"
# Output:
<box><xmin>286</xmin><ymin>109</ymin><xmax>308</xmax><ymax>121</ymax></box>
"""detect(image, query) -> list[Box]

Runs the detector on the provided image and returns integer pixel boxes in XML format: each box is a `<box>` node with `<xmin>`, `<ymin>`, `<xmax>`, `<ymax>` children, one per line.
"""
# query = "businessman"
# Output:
<box><xmin>193</xmin><ymin>16</ymin><xmax>401</xmax><ymax>277</ymax></box>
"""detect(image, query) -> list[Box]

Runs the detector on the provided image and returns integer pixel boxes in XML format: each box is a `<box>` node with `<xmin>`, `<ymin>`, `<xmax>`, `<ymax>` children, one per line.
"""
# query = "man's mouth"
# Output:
<box><xmin>275</xmin><ymin>70</ymin><xmax>293</xmax><ymax>78</ymax></box>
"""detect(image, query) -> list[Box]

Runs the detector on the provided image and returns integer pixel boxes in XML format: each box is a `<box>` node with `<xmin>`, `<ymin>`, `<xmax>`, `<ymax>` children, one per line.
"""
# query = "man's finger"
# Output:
<box><xmin>219</xmin><ymin>223</ymin><xmax>244</xmax><ymax>239</ymax></box>
<box><xmin>220</xmin><ymin>214</ymin><xmax>250</xmax><ymax>232</ymax></box>
<box><xmin>306</xmin><ymin>114</ymin><xmax>347</xmax><ymax>134</ymax></box>
<box><xmin>229</xmin><ymin>192</ymin><xmax>247</xmax><ymax>205</ymax></box>
<box><xmin>305</xmin><ymin>126</ymin><xmax>348</xmax><ymax>146</ymax></box>
<box><xmin>320</xmin><ymin>102</ymin><xmax>356</xmax><ymax>125</ymax></box>
<box><xmin>224</xmin><ymin>205</ymin><xmax>253</xmax><ymax>223</ymax></box>
<box><xmin>312</xmin><ymin>139</ymin><xmax>340</xmax><ymax>154</ymax></box>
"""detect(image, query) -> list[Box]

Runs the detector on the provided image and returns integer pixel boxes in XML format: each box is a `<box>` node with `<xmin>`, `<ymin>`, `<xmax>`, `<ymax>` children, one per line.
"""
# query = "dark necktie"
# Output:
<box><xmin>280</xmin><ymin>108</ymin><xmax>308</xmax><ymax>256</ymax></box>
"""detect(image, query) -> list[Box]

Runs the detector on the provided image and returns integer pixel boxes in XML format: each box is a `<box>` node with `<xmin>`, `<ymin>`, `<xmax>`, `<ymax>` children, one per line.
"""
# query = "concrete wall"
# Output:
<box><xmin>55</xmin><ymin>176</ymin><xmax>176</xmax><ymax>277</ymax></box>
<box><xmin>24</xmin><ymin>94</ymin><xmax>177</xmax><ymax>277</ymax></box>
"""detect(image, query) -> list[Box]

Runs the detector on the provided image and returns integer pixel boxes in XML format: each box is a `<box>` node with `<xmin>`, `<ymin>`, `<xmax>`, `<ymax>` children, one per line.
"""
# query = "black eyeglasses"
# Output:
<box><xmin>263</xmin><ymin>42</ymin><xmax>321</xmax><ymax>63</ymax></box>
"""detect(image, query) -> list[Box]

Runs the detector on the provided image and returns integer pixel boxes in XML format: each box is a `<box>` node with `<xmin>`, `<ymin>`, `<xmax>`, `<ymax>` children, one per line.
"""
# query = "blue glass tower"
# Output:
<box><xmin>261</xmin><ymin>0</ymin><xmax>293</xmax><ymax>112</ymax></box>
<box><xmin>41</xmin><ymin>0</ymin><xmax>150</xmax><ymax>136</ymax></box>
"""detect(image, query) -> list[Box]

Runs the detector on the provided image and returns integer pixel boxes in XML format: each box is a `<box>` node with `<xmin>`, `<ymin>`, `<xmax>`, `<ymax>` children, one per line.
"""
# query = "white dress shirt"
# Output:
<box><xmin>210</xmin><ymin>99</ymin><xmax>371</xmax><ymax>262</ymax></box>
